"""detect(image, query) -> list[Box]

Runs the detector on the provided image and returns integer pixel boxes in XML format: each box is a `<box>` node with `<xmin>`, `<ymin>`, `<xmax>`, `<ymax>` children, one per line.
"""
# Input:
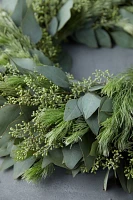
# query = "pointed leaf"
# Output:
<box><xmin>30</xmin><ymin>49</ymin><xmax>53</xmax><ymax>66</ymax></box>
<box><xmin>57</xmin><ymin>0</ymin><xmax>73</xmax><ymax>31</ymax></box>
<box><xmin>72</xmin><ymin>167</ymin><xmax>81</xmax><ymax>177</ymax></box>
<box><xmin>42</xmin><ymin>155</ymin><xmax>52</xmax><ymax>168</ymax></box>
<box><xmin>82</xmin><ymin>93</ymin><xmax>101</xmax><ymax>119</ymax></box>
<box><xmin>49</xmin><ymin>148</ymin><xmax>64</xmax><ymax>167</ymax></box>
<box><xmin>13</xmin><ymin>156</ymin><xmax>36</xmax><ymax>179</ymax></box>
<box><xmin>0</xmin><ymin>148</ymin><xmax>10</xmax><ymax>157</ymax></box>
<box><xmin>21</xmin><ymin>7</ymin><xmax>42</xmax><ymax>44</ymax></box>
<box><xmin>64</xmin><ymin>99</ymin><xmax>82</xmax><ymax>121</ymax></box>
<box><xmin>100</xmin><ymin>98</ymin><xmax>113</xmax><ymax>113</ymax></box>
<box><xmin>103</xmin><ymin>169</ymin><xmax>110</xmax><ymax>191</ymax></box>
<box><xmin>96</xmin><ymin>28</ymin><xmax>112</xmax><ymax>48</ymax></box>
<box><xmin>79</xmin><ymin>133</ymin><xmax>95</xmax><ymax>171</ymax></box>
<box><xmin>111</xmin><ymin>31</ymin><xmax>133</xmax><ymax>48</ymax></box>
<box><xmin>11</xmin><ymin>58</ymin><xmax>36</xmax><ymax>71</ymax></box>
<box><xmin>62</xmin><ymin>144</ymin><xmax>82</xmax><ymax>169</ymax></box>
<box><xmin>12</xmin><ymin>0</ymin><xmax>27</xmax><ymax>26</ymax></box>
<box><xmin>37</xmin><ymin>65</ymin><xmax>69</xmax><ymax>88</ymax></box>
<box><xmin>89</xmin><ymin>140</ymin><xmax>98</xmax><ymax>156</ymax></box>
<box><xmin>86</xmin><ymin>111</ymin><xmax>99</xmax><ymax>135</ymax></box>
<box><xmin>89</xmin><ymin>85</ymin><xmax>104</xmax><ymax>92</ymax></box>
<box><xmin>75</xmin><ymin>28</ymin><xmax>98</xmax><ymax>48</ymax></box>
<box><xmin>0</xmin><ymin>105</ymin><xmax>20</xmax><ymax>136</ymax></box>
<box><xmin>1</xmin><ymin>0</ymin><xmax>17</xmax><ymax>13</ymax></box>
<box><xmin>120</xmin><ymin>9</ymin><xmax>133</xmax><ymax>24</ymax></box>
<box><xmin>42</xmin><ymin>148</ymin><xmax>65</xmax><ymax>168</ymax></box>
<box><xmin>0</xmin><ymin>157</ymin><xmax>15</xmax><ymax>171</ymax></box>
<box><xmin>48</xmin><ymin>17</ymin><xmax>58</xmax><ymax>36</ymax></box>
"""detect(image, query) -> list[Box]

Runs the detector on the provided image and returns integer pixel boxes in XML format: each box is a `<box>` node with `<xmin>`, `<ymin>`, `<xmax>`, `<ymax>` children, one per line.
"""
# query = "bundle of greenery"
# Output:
<box><xmin>0</xmin><ymin>0</ymin><xmax>133</xmax><ymax>193</ymax></box>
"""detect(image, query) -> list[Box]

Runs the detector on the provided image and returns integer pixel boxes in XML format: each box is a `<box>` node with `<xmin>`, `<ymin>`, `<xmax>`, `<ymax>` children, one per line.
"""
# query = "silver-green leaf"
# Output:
<box><xmin>0</xmin><ymin>157</ymin><xmax>15</xmax><ymax>171</ymax></box>
<box><xmin>57</xmin><ymin>0</ymin><xmax>73</xmax><ymax>31</ymax></box>
<box><xmin>48</xmin><ymin>17</ymin><xmax>58</xmax><ymax>36</ymax></box>
<box><xmin>62</xmin><ymin>144</ymin><xmax>82</xmax><ymax>169</ymax></box>
<box><xmin>13</xmin><ymin>156</ymin><xmax>36</xmax><ymax>179</ymax></box>
<box><xmin>111</xmin><ymin>31</ymin><xmax>133</xmax><ymax>48</ymax></box>
<box><xmin>96</xmin><ymin>28</ymin><xmax>112</xmax><ymax>48</ymax></box>
<box><xmin>21</xmin><ymin>7</ymin><xmax>42</xmax><ymax>44</ymax></box>
<box><xmin>75</xmin><ymin>28</ymin><xmax>98</xmax><ymax>48</ymax></box>
<box><xmin>37</xmin><ymin>65</ymin><xmax>69</xmax><ymax>88</ymax></box>
<box><xmin>64</xmin><ymin>99</ymin><xmax>82</xmax><ymax>121</ymax></box>
<box><xmin>81</xmin><ymin>93</ymin><xmax>101</xmax><ymax>119</ymax></box>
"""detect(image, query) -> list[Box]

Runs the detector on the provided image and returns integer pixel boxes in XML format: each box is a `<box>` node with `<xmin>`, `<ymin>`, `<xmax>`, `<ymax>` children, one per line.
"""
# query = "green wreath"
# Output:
<box><xmin>0</xmin><ymin>0</ymin><xmax>133</xmax><ymax>193</ymax></box>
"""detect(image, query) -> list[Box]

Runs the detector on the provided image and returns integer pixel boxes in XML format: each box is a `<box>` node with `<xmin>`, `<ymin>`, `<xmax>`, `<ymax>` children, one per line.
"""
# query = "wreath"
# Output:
<box><xmin>0</xmin><ymin>0</ymin><xmax>133</xmax><ymax>193</ymax></box>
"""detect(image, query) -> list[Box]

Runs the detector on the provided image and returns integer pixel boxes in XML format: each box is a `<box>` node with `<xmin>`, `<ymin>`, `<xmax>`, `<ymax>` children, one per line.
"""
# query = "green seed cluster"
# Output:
<box><xmin>36</xmin><ymin>29</ymin><xmax>61</xmax><ymax>61</ymax></box>
<box><xmin>68</xmin><ymin>70</ymin><xmax>111</xmax><ymax>98</ymax></box>
<box><xmin>91</xmin><ymin>150</ymin><xmax>123</xmax><ymax>173</ymax></box>
<box><xmin>124</xmin><ymin>151</ymin><xmax>133</xmax><ymax>180</ymax></box>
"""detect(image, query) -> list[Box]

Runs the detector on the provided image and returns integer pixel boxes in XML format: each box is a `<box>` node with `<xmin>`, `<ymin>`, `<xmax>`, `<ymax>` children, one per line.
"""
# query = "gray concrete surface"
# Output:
<box><xmin>65</xmin><ymin>44</ymin><xmax>133</xmax><ymax>79</ymax></box>
<box><xmin>1</xmin><ymin>44</ymin><xmax>133</xmax><ymax>200</ymax></box>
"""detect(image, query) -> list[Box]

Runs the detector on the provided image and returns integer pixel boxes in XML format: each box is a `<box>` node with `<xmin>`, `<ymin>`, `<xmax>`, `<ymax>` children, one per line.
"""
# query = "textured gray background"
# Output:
<box><xmin>1</xmin><ymin>44</ymin><xmax>133</xmax><ymax>200</ymax></box>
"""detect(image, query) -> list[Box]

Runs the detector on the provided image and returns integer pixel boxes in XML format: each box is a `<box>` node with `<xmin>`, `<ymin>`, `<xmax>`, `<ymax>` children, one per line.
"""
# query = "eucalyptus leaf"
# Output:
<box><xmin>98</xmin><ymin>97</ymin><xmax>112</xmax><ymax>124</ymax></box>
<box><xmin>13</xmin><ymin>156</ymin><xmax>36</xmax><ymax>179</ymax></box>
<box><xmin>42</xmin><ymin>155</ymin><xmax>52</xmax><ymax>168</ymax></box>
<box><xmin>0</xmin><ymin>104</ymin><xmax>20</xmax><ymax>136</ymax></box>
<box><xmin>120</xmin><ymin>9</ymin><xmax>133</xmax><ymax>24</ymax></box>
<box><xmin>111</xmin><ymin>31</ymin><xmax>133</xmax><ymax>48</ymax></box>
<box><xmin>72</xmin><ymin>167</ymin><xmax>81</xmax><ymax>177</ymax></box>
<box><xmin>79</xmin><ymin>133</ymin><xmax>95</xmax><ymax>171</ymax></box>
<box><xmin>86</xmin><ymin>111</ymin><xmax>99</xmax><ymax>135</ymax></box>
<box><xmin>30</xmin><ymin>49</ymin><xmax>53</xmax><ymax>66</ymax></box>
<box><xmin>64</xmin><ymin>99</ymin><xmax>82</xmax><ymax>121</ymax></box>
<box><xmin>98</xmin><ymin>111</ymin><xmax>111</xmax><ymax>124</ymax></box>
<box><xmin>37</xmin><ymin>66</ymin><xmax>69</xmax><ymax>88</ymax></box>
<box><xmin>62</xmin><ymin>144</ymin><xmax>82</xmax><ymax>169</ymax></box>
<box><xmin>81</xmin><ymin>93</ymin><xmax>101</xmax><ymax>119</ymax></box>
<box><xmin>89</xmin><ymin>140</ymin><xmax>98</xmax><ymax>156</ymax></box>
<box><xmin>21</xmin><ymin>7</ymin><xmax>42</xmax><ymax>44</ymax></box>
<box><xmin>0</xmin><ymin>133</ymin><xmax>11</xmax><ymax>149</ymax></box>
<box><xmin>96</xmin><ymin>28</ymin><xmax>112</xmax><ymax>48</ymax></box>
<box><xmin>0</xmin><ymin>0</ymin><xmax>17</xmax><ymax>13</ymax></box>
<box><xmin>57</xmin><ymin>0</ymin><xmax>73</xmax><ymax>31</ymax></box>
<box><xmin>48</xmin><ymin>17</ymin><xmax>58</xmax><ymax>36</ymax></box>
<box><xmin>75</xmin><ymin>28</ymin><xmax>98</xmax><ymax>48</ymax></box>
<box><xmin>11</xmin><ymin>58</ymin><xmax>36</xmax><ymax>71</ymax></box>
<box><xmin>11</xmin><ymin>0</ymin><xmax>27</xmax><ymax>26</ymax></box>
<box><xmin>0</xmin><ymin>157</ymin><xmax>15</xmax><ymax>171</ymax></box>
<box><xmin>100</xmin><ymin>98</ymin><xmax>113</xmax><ymax>113</ymax></box>
<box><xmin>103</xmin><ymin>169</ymin><xmax>110</xmax><ymax>191</ymax></box>
<box><xmin>89</xmin><ymin>85</ymin><xmax>104</xmax><ymax>92</ymax></box>
<box><xmin>49</xmin><ymin>148</ymin><xmax>64</xmax><ymax>167</ymax></box>
<box><xmin>0</xmin><ymin>148</ymin><xmax>10</xmax><ymax>157</ymax></box>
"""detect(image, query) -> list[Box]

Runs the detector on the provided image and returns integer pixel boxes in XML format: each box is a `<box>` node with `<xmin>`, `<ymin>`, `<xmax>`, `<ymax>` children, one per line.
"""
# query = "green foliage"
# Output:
<box><xmin>22</xmin><ymin>160</ymin><xmax>54</xmax><ymax>182</ymax></box>
<box><xmin>1</xmin><ymin>0</ymin><xmax>133</xmax><ymax>193</ymax></box>
<box><xmin>64</xmin><ymin>99</ymin><xmax>82</xmax><ymax>121</ymax></box>
<box><xmin>98</xmin><ymin>69</ymin><xmax>133</xmax><ymax>156</ymax></box>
